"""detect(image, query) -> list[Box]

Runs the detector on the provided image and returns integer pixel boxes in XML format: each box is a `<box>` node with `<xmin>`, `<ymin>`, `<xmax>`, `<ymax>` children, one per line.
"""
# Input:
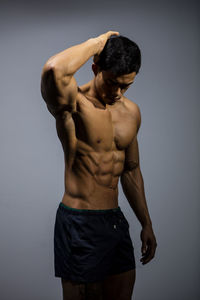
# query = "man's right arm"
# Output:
<box><xmin>40</xmin><ymin>31</ymin><xmax>119</xmax><ymax>117</ymax></box>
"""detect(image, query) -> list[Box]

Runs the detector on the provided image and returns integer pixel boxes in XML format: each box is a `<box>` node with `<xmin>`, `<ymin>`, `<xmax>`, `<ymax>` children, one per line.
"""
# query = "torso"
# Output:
<box><xmin>55</xmin><ymin>83</ymin><xmax>138</xmax><ymax>209</ymax></box>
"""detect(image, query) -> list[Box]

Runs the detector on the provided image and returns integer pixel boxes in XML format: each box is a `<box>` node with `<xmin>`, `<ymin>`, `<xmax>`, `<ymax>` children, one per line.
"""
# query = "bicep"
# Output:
<box><xmin>123</xmin><ymin>135</ymin><xmax>140</xmax><ymax>172</ymax></box>
<box><xmin>41</xmin><ymin>65</ymin><xmax>78</xmax><ymax>116</ymax></box>
<box><xmin>123</xmin><ymin>102</ymin><xmax>141</xmax><ymax>171</ymax></box>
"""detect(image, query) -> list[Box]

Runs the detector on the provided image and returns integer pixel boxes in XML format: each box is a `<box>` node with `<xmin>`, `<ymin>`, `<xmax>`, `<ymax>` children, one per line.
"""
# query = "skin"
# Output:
<box><xmin>41</xmin><ymin>31</ymin><xmax>157</xmax><ymax>300</ymax></box>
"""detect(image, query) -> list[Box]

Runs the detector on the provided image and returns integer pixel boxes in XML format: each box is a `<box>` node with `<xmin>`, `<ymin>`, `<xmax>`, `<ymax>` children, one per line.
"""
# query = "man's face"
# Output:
<box><xmin>94</xmin><ymin>69</ymin><xmax>136</xmax><ymax>105</ymax></box>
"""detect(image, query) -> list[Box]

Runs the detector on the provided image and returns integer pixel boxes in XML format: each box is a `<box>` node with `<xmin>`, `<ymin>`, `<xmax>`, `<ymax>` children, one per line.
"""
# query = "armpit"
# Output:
<box><xmin>47</xmin><ymin>103</ymin><xmax>75</xmax><ymax>118</ymax></box>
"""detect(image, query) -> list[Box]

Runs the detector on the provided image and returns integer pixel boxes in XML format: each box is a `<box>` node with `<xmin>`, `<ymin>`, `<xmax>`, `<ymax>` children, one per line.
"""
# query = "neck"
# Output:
<box><xmin>86</xmin><ymin>79</ymin><xmax>107</xmax><ymax>109</ymax></box>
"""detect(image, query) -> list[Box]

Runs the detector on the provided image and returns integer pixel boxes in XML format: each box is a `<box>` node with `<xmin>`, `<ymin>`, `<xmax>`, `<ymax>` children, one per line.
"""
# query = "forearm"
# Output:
<box><xmin>120</xmin><ymin>167</ymin><xmax>152</xmax><ymax>228</ymax></box>
<box><xmin>45</xmin><ymin>38</ymin><xmax>101</xmax><ymax>76</ymax></box>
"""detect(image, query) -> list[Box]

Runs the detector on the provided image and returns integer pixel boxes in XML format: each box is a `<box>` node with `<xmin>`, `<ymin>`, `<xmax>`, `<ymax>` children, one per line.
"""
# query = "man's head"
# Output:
<box><xmin>95</xmin><ymin>35</ymin><xmax>141</xmax><ymax>76</ymax></box>
<box><xmin>92</xmin><ymin>35</ymin><xmax>141</xmax><ymax>105</ymax></box>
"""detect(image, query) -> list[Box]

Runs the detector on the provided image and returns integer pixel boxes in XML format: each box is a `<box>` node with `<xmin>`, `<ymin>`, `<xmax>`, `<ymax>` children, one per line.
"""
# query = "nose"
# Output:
<box><xmin>113</xmin><ymin>87</ymin><xmax>122</xmax><ymax>99</ymax></box>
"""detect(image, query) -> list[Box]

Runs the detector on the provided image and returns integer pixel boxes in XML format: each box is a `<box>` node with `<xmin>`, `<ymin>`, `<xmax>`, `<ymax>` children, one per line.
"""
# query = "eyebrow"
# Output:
<box><xmin>124</xmin><ymin>81</ymin><xmax>134</xmax><ymax>85</ymax></box>
<box><xmin>109</xmin><ymin>79</ymin><xmax>134</xmax><ymax>85</ymax></box>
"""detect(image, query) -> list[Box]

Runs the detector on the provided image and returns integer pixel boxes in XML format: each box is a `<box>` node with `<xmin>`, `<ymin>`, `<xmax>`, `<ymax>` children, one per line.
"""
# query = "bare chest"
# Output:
<box><xmin>56</xmin><ymin>92</ymin><xmax>138</xmax><ymax>155</ymax></box>
<box><xmin>58</xmin><ymin>96</ymin><xmax>138</xmax><ymax>152</ymax></box>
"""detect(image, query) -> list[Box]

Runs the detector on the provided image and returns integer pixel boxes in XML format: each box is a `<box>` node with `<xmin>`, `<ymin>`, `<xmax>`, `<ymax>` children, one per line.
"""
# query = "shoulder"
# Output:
<box><xmin>123</xmin><ymin>97</ymin><xmax>141</xmax><ymax>132</ymax></box>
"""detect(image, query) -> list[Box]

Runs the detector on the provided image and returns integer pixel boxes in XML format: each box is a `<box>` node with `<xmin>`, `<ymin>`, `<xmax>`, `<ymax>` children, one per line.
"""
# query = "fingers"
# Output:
<box><xmin>141</xmin><ymin>241</ymin><xmax>147</xmax><ymax>255</ymax></box>
<box><xmin>140</xmin><ymin>241</ymin><xmax>157</xmax><ymax>265</ymax></box>
<box><xmin>97</xmin><ymin>31</ymin><xmax>119</xmax><ymax>41</ymax></box>
<box><xmin>140</xmin><ymin>226</ymin><xmax>157</xmax><ymax>265</ymax></box>
<box><xmin>106</xmin><ymin>31</ymin><xmax>120</xmax><ymax>38</ymax></box>
<box><xmin>95</xmin><ymin>31</ymin><xmax>120</xmax><ymax>56</ymax></box>
<box><xmin>99</xmin><ymin>31</ymin><xmax>120</xmax><ymax>43</ymax></box>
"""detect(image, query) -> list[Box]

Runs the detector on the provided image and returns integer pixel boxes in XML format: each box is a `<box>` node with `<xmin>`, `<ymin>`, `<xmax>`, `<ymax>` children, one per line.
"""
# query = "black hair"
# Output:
<box><xmin>97</xmin><ymin>35</ymin><xmax>141</xmax><ymax>75</ymax></box>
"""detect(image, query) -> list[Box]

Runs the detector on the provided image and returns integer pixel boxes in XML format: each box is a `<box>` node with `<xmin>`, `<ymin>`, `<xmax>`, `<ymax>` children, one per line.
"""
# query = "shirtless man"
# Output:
<box><xmin>41</xmin><ymin>31</ymin><xmax>157</xmax><ymax>300</ymax></box>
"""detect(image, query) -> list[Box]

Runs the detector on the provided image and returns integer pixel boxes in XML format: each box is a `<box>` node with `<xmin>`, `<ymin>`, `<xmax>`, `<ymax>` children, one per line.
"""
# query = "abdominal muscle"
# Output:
<box><xmin>61</xmin><ymin>148</ymin><xmax>125</xmax><ymax>210</ymax></box>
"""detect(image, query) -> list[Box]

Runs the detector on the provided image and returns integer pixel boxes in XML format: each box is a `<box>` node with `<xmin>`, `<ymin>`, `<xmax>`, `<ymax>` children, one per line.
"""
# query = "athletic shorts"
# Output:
<box><xmin>54</xmin><ymin>202</ymin><xmax>135</xmax><ymax>283</ymax></box>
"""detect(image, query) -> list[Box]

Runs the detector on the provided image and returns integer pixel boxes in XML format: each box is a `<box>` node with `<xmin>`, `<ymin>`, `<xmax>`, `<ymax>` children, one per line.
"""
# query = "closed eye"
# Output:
<box><xmin>106</xmin><ymin>80</ymin><xmax>134</xmax><ymax>89</ymax></box>
<box><xmin>121</xmin><ymin>84</ymin><xmax>130</xmax><ymax>89</ymax></box>
<box><xmin>106</xmin><ymin>79</ymin><xmax>117</xmax><ymax>86</ymax></box>
<box><xmin>120</xmin><ymin>83</ymin><xmax>133</xmax><ymax>89</ymax></box>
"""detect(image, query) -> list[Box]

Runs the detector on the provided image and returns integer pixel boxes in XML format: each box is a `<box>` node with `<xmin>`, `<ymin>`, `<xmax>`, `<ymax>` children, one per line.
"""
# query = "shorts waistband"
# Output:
<box><xmin>59</xmin><ymin>202</ymin><xmax>121</xmax><ymax>215</ymax></box>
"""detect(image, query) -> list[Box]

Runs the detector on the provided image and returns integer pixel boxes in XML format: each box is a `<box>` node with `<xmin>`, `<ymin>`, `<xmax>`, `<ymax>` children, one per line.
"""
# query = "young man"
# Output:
<box><xmin>41</xmin><ymin>31</ymin><xmax>157</xmax><ymax>300</ymax></box>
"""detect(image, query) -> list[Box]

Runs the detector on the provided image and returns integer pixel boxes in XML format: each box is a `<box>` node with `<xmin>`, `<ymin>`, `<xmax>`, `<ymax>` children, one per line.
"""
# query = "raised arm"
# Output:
<box><xmin>120</xmin><ymin>105</ymin><xmax>157</xmax><ymax>265</ymax></box>
<box><xmin>40</xmin><ymin>31</ymin><xmax>119</xmax><ymax>117</ymax></box>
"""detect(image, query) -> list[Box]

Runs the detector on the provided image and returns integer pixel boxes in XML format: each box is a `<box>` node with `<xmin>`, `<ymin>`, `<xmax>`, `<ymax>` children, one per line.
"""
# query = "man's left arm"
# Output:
<box><xmin>120</xmin><ymin>107</ymin><xmax>157</xmax><ymax>265</ymax></box>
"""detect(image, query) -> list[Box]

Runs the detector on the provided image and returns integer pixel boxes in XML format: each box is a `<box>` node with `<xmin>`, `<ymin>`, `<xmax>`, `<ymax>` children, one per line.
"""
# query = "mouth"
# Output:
<box><xmin>103</xmin><ymin>95</ymin><xmax>121</xmax><ymax>104</ymax></box>
<box><xmin>110</xmin><ymin>97</ymin><xmax>120</xmax><ymax>103</ymax></box>
<box><xmin>110</xmin><ymin>97</ymin><xmax>121</xmax><ymax>103</ymax></box>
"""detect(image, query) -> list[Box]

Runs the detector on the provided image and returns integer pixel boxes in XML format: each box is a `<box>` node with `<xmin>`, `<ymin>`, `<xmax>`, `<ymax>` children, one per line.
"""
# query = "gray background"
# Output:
<box><xmin>0</xmin><ymin>0</ymin><xmax>199</xmax><ymax>299</ymax></box>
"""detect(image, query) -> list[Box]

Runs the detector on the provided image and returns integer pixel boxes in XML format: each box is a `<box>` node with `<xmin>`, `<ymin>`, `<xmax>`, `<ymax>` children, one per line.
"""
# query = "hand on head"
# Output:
<box><xmin>94</xmin><ymin>31</ymin><xmax>120</xmax><ymax>63</ymax></box>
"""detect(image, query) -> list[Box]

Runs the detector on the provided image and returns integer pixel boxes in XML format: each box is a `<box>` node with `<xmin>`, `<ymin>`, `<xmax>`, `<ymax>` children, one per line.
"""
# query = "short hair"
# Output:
<box><xmin>97</xmin><ymin>35</ymin><xmax>141</xmax><ymax>76</ymax></box>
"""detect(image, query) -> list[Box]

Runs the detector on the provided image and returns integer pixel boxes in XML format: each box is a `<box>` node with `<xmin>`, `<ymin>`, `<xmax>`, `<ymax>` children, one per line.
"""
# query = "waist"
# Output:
<box><xmin>62</xmin><ymin>189</ymin><xmax>118</xmax><ymax>210</ymax></box>
<box><xmin>59</xmin><ymin>202</ymin><xmax>121</xmax><ymax>215</ymax></box>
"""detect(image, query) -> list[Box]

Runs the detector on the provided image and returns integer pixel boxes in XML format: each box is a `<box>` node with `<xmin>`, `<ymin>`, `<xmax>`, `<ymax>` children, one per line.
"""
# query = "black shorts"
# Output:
<box><xmin>54</xmin><ymin>202</ymin><xmax>135</xmax><ymax>283</ymax></box>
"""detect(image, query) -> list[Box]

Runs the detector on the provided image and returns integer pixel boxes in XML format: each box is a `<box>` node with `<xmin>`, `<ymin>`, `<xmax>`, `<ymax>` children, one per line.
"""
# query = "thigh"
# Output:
<box><xmin>85</xmin><ymin>281</ymin><xmax>104</xmax><ymax>300</ymax></box>
<box><xmin>102</xmin><ymin>269</ymin><xmax>136</xmax><ymax>300</ymax></box>
<box><xmin>61</xmin><ymin>279</ymin><xmax>104</xmax><ymax>300</ymax></box>
<box><xmin>61</xmin><ymin>278</ymin><xmax>86</xmax><ymax>300</ymax></box>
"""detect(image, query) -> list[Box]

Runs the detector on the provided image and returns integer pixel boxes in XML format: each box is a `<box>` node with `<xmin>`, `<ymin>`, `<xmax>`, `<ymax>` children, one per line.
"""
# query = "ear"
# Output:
<box><xmin>92</xmin><ymin>63</ymin><xmax>99</xmax><ymax>76</ymax></box>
